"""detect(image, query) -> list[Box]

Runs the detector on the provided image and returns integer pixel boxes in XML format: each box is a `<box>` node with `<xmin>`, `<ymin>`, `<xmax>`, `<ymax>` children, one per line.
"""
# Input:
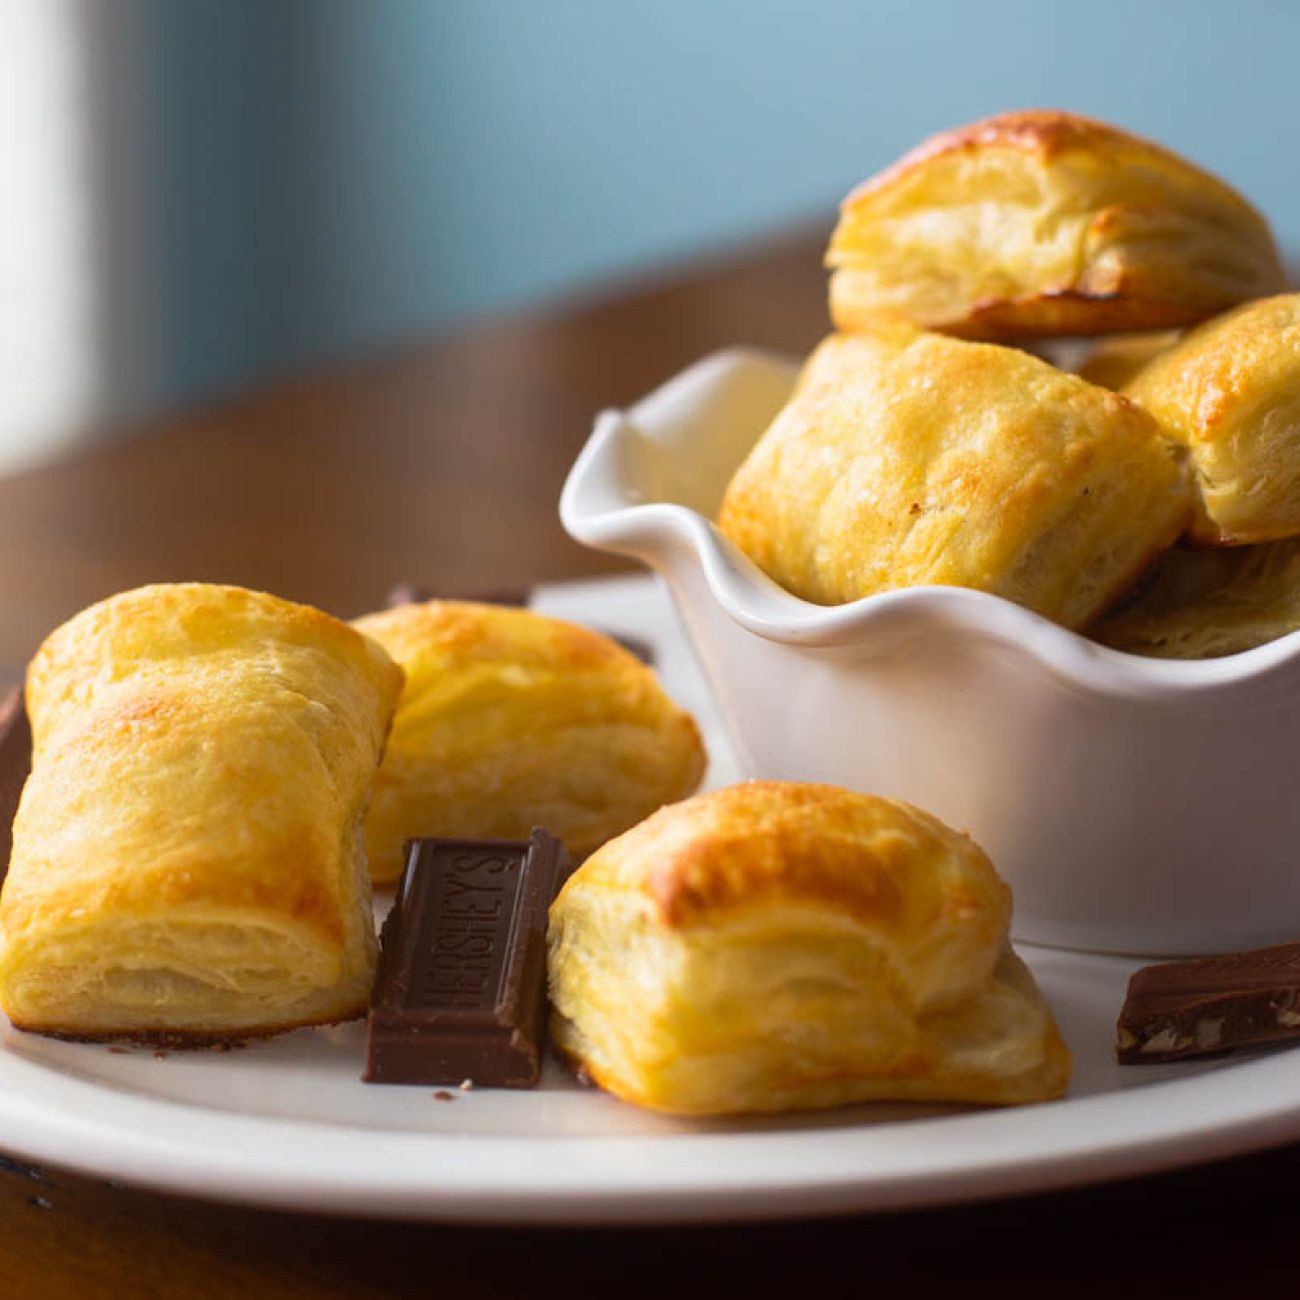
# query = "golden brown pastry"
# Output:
<box><xmin>0</xmin><ymin>583</ymin><xmax>403</xmax><ymax>1041</ymax></box>
<box><xmin>1091</xmin><ymin>539</ymin><xmax>1300</xmax><ymax>658</ymax></box>
<box><xmin>547</xmin><ymin>781</ymin><xmax>1071</xmax><ymax>1115</ymax></box>
<box><xmin>352</xmin><ymin>600</ymin><xmax>706</xmax><ymax>884</ymax></box>
<box><xmin>1123</xmin><ymin>294</ymin><xmax>1300</xmax><ymax>545</ymax></box>
<box><xmin>827</xmin><ymin>110</ymin><xmax>1283</xmax><ymax>340</ymax></box>
<box><xmin>716</xmin><ymin>326</ymin><xmax>1191</xmax><ymax>628</ymax></box>
<box><xmin>1074</xmin><ymin>331</ymin><xmax>1182</xmax><ymax>391</ymax></box>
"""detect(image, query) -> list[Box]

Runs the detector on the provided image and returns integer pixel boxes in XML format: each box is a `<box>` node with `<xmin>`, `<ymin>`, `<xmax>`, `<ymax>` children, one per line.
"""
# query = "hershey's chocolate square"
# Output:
<box><xmin>364</xmin><ymin>830</ymin><xmax>567</xmax><ymax>1087</ymax></box>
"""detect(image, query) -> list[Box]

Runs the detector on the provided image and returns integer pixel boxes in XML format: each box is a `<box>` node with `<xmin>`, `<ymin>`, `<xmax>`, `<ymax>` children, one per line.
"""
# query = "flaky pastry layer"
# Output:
<box><xmin>1091</xmin><ymin>539</ymin><xmax>1300</xmax><ymax>659</ymax></box>
<box><xmin>547</xmin><ymin>782</ymin><xmax>1071</xmax><ymax>1115</ymax></box>
<box><xmin>827</xmin><ymin>110</ymin><xmax>1283</xmax><ymax>340</ymax></box>
<box><xmin>352</xmin><ymin>601</ymin><xmax>706</xmax><ymax>883</ymax></box>
<box><xmin>716</xmin><ymin>327</ymin><xmax>1190</xmax><ymax>628</ymax></box>
<box><xmin>1123</xmin><ymin>294</ymin><xmax>1300</xmax><ymax>545</ymax></box>
<box><xmin>1074</xmin><ymin>331</ymin><xmax>1182</xmax><ymax>392</ymax></box>
<box><xmin>0</xmin><ymin>584</ymin><xmax>403</xmax><ymax>1041</ymax></box>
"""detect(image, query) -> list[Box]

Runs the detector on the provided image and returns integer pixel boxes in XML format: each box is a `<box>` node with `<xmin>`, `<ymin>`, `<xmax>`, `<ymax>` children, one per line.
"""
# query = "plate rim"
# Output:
<box><xmin>2</xmin><ymin>1029</ymin><xmax>1300</xmax><ymax>1224</ymax></box>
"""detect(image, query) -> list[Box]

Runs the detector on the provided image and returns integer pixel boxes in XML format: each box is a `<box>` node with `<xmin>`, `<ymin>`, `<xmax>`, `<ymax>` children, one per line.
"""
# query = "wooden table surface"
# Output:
<box><xmin>0</xmin><ymin>227</ymin><xmax>1294</xmax><ymax>1297</ymax></box>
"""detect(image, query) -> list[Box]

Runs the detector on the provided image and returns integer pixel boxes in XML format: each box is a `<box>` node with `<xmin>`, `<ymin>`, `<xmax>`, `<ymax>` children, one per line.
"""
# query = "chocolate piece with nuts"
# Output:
<box><xmin>1117</xmin><ymin>942</ymin><xmax>1300</xmax><ymax>1063</ymax></box>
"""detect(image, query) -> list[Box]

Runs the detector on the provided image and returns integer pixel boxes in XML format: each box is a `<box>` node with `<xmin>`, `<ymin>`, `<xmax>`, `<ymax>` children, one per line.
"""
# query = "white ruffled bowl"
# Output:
<box><xmin>560</xmin><ymin>349</ymin><xmax>1300</xmax><ymax>956</ymax></box>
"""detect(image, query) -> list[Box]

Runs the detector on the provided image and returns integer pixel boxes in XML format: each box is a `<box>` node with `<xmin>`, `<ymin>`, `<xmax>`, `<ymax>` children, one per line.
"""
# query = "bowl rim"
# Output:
<box><xmin>560</xmin><ymin>347</ymin><xmax>1300</xmax><ymax>704</ymax></box>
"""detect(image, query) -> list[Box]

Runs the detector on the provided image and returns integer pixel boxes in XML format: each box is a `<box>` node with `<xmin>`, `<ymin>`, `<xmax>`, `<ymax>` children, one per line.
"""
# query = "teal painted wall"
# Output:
<box><xmin>145</xmin><ymin>0</ymin><xmax>1300</xmax><ymax>406</ymax></box>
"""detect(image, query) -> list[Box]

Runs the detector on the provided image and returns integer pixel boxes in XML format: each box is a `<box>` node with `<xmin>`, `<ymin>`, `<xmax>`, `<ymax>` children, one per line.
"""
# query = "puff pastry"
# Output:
<box><xmin>0</xmin><ymin>583</ymin><xmax>403</xmax><ymax>1041</ymax></box>
<box><xmin>1074</xmin><ymin>331</ymin><xmax>1181</xmax><ymax>392</ymax></box>
<box><xmin>1123</xmin><ymin>294</ymin><xmax>1300</xmax><ymax>545</ymax></box>
<box><xmin>352</xmin><ymin>600</ymin><xmax>706</xmax><ymax>884</ymax></box>
<box><xmin>547</xmin><ymin>781</ymin><xmax>1071</xmax><ymax>1115</ymax></box>
<box><xmin>1091</xmin><ymin>539</ymin><xmax>1300</xmax><ymax>658</ymax></box>
<box><xmin>716</xmin><ymin>326</ymin><xmax>1191</xmax><ymax>628</ymax></box>
<box><xmin>827</xmin><ymin>110</ymin><xmax>1283</xmax><ymax>340</ymax></box>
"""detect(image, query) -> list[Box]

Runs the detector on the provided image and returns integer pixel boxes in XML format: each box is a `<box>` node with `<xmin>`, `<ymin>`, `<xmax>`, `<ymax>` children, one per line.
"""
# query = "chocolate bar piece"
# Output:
<box><xmin>0</xmin><ymin>687</ymin><xmax>31</xmax><ymax>887</ymax></box>
<box><xmin>364</xmin><ymin>830</ymin><xmax>568</xmax><ymax>1086</ymax></box>
<box><xmin>1117</xmin><ymin>942</ymin><xmax>1300</xmax><ymax>1063</ymax></box>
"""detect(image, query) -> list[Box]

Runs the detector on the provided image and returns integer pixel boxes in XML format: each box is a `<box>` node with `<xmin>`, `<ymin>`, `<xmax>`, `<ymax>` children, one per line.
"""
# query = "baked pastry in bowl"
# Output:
<box><xmin>0</xmin><ymin>584</ymin><xmax>402</xmax><ymax>1042</ymax></box>
<box><xmin>561</xmin><ymin>348</ymin><xmax>1300</xmax><ymax>955</ymax></box>
<box><xmin>547</xmin><ymin>781</ymin><xmax>1071</xmax><ymax>1115</ymax></box>
<box><xmin>1074</xmin><ymin>331</ymin><xmax>1182</xmax><ymax>391</ymax></box>
<box><xmin>353</xmin><ymin>600</ymin><xmax>706</xmax><ymax>883</ymax></box>
<box><xmin>827</xmin><ymin>110</ymin><xmax>1283</xmax><ymax>340</ymax></box>
<box><xmin>716</xmin><ymin>325</ymin><xmax>1190</xmax><ymax>628</ymax></box>
<box><xmin>1123</xmin><ymin>294</ymin><xmax>1300</xmax><ymax>544</ymax></box>
<box><xmin>1091</xmin><ymin>538</ymin><xmax>1300</xmax><ymax>658</ymax></box>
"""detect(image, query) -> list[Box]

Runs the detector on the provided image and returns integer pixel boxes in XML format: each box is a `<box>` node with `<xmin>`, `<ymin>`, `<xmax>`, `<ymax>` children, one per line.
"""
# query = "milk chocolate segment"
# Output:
<box><xmin>1117</xmin><ymin>942</ymin><xmax>1300</xmax><ymax>1063</ymax></box>
<box><xmin>364</xmin><ymin>830</ymin><xmax>568</xmax><ymax>1086</ymax></box>
<box><xmin>0</xmin><ymin>687</ymin><xmax>32</xmax><ymax>887</ymax></box>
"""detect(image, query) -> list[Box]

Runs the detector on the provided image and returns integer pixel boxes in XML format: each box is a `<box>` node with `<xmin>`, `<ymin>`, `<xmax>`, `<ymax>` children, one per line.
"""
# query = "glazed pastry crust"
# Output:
<box><xmin>1123</xmin><ymin>294</ymin><xmax>1300</xmax><ymax>545</ymax></box>
<box><xmin>827</xmin><ymin>110</ymin><xmax>1283</xmax><ymax>341</ymax></box>
<box><xmin>1091</xmin><ymin>539</ymin><xmax>1300</xmax><ymax>658</ymax></box>
<box><xmin>353</xmin><ymin>601</ymin><xmax>706</xmax><ymax>884</ymax></box>
<box><xmin>716</xmin><ymin>327</ymin><xmax>1190</xmax><ymax>628</ymax></box>
<box><xmin>0</xmin><ymin>584</ymin><xmax>403</xmax><ymax>1041</ymax></box>
<box><xmin>547</xmin><ymin>782</ymin><xmax>1071</xmax><ymax>1115</ymax></box>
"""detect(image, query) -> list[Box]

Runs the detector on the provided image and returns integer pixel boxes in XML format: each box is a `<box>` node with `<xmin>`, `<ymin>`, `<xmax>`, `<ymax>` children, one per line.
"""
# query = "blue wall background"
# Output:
<box><xmin>143</xmin><ymin>0</ymin><xmax>1300</xmax><ymax>410</ymax></box>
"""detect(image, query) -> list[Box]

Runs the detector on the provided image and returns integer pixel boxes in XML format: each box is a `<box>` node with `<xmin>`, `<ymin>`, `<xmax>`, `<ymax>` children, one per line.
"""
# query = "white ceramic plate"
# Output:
<box><xmin>2</xmin><ymin>574</ymin><xmax>1298</xmax><ymax>1225</ymax></box>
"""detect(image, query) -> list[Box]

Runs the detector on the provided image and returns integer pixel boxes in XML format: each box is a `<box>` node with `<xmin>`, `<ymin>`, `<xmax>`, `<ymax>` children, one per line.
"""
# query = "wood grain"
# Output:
<box><xmin>0</xmin><ymin>225</ymin><xmax>828</xmax><ymax>670</ymax></box>
<box><xmin>6</xmin><ymin>1142</ymin><xmax>1300</xmax><ymax>1298</ymax></box>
